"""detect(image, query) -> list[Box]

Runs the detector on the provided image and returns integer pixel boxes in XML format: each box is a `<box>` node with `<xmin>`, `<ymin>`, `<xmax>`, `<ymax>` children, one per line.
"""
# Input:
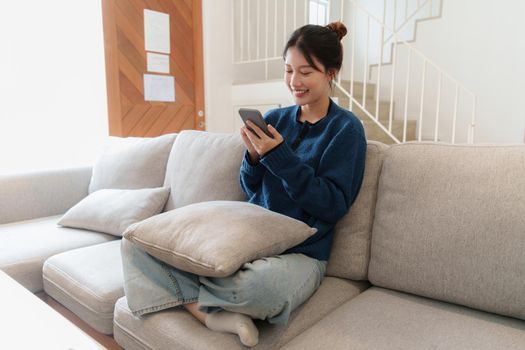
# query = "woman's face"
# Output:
<box><xmin>284</xmin><ymin>47</ymin><xmax>333</xmax><ymax>106</ymax></box>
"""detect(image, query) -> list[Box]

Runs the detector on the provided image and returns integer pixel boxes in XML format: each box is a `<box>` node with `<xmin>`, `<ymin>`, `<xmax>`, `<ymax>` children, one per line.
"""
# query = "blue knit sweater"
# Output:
<box><xmin>239</xmin><ymin>99</ymin><xmax>367</xmax><ymax>261</ymax></box>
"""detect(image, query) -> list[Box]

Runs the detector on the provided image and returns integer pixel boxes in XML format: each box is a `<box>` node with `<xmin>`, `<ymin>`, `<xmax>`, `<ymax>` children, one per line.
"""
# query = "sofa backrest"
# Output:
<box><xmin>163</xmin><ymin>130</ymin><xmax>246</xmax><ymax>211</ymax></box>
<box><xmin>0</xmin><ymin>167</ymin><xmax>92</xmax><ymax>225</ymax></box>
<box><xmin>326</xmin><ymin>141</ymin><xmax>389</xmax><ymax>280</ymax></box>
<box><xmin>368</xmin><ymin>143</ymin><xmax>525</xmax><ymax>321</ymax></box>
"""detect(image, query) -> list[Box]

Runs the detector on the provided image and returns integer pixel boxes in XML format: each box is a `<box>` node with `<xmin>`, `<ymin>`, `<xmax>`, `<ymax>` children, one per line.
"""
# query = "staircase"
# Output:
<box><xmin>232</xmin><ymin>0</ymin><xmax>477</xmax><ymax>144</ymax></box>
<box><xmin>371</xmin><ymin>0</ymin><xmax>443</xmax><ymax>67</ymax></box>
<box><xmin>331</xmin><ymin>81</ymin><xmax>416</xmax><ymax>144</ymax></box>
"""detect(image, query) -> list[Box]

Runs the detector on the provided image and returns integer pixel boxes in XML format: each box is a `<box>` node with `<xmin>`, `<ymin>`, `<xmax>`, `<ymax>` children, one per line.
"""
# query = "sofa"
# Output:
<box><xmin>1</xmin><ymin>129</ymin><xmax>524</xmax><ymax>349</ymax></box>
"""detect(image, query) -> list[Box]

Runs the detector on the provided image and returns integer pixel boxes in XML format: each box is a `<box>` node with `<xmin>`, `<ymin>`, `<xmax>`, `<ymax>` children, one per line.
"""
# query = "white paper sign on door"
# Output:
<box><xmin>144</xmin><ymin>9</ymin><xmax>170</xmax><ymax>54</ymax></box>
<box><xmin>144</xmin><ymin>74</ymin><xmax>175</xmax><ymax>102</ymax></box>
<box><xmin>147</xmin><ymin>52</ymin><xmax>170</xmax><ymax>73</ymax></box>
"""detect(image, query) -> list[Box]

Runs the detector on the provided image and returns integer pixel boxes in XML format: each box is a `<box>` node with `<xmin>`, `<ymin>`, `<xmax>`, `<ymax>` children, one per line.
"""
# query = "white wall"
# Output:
<box><xmin>0</xmin><ymin>1</ymin><xmax>109</xmax><ymax>174</ymax></box>
<box><xmin>202</xmin><ymin>0</ymin><xmax>234</xmax><ymax>133</ymax></box>
<box><xmin>409</xmin><ymin>0</ymin><xmax>525</xmax><ymax>143</ymax></box>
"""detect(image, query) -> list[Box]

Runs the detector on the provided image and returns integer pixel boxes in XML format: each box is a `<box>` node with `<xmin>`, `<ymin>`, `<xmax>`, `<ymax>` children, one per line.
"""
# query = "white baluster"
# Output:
<box><xmin>470</xmin><ymin>95</ymin><xmax>476</xmax><ymax>144</ymax></box>
<box><xmin>403</xmin><ymin>49</ymin><xmax>411</xmax><ymax>142</ymax></box>
<box><xmin>393</xmin><ymin>0</ymin><xmax>398</xmax><ymax>32</ymax></box>
<box><xmin>388</xmin><ymin>41</ymin><xmax>398</xmax><ymax>132</ymax></box>
<box><xmin>256</xmin><ymin>0</ymin><xmax>260</xmax><ymax>60</ymax></box>
<box><xmin>240</xmin><ymin>0</ymin><xmax>244</xmax><ymax>62</ymax></box>
<box><xmin>283</xmin><ymin>0</ymin><xmax>287</xmax><ymax>46</ymax></box>
<box><xmin>363</xmin><ymin>16</ymin><xmax>370</xmax><ymax>108</ymax></box>
<box><xmin>349</xmin><ymin>1</ymin><xmax>356</xmax><ymax>111</ymax></box>
<box><xmin>376</xmin><ymin>24</ymin><xmax>385</xmax><ymax>121</ymax></box>
<box><xmin>265</xmin><ymin>0</ymin><xmax>269</xmax><ymax>79</ymax></box>
<box><xmin>274</xmin><ymin>0</ymin><xmax>277</xmax><ymax>57</ymax></box>
<box><xmin>293</xmin><ymin>0</ymin><xmax>297</xmax><ymax>29</ymax></box>
<box><xmin>338</xmin><ymin>0</ymin><xmax>344</xmax><ymax>86</ymax></box>
<box><xmin>247</xmin><ymin>0</ymin><xmax>251</xmax><ymax>60</ymax></box>
<box><xmin>434</xmin><ymin>72</ymin><xmax>442</xmax><ymax>142</ymax></box>
<box><xmin>451</xmin><ymin>83</ymin><xmax>459</xmax><ymax>143</ymax></box>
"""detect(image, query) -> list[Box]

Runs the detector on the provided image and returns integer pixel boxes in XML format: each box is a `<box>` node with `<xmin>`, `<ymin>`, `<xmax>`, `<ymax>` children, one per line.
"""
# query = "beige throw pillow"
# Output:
<box><xmin>123</xmin><ymin>201</ymin><xmax>317</xmax><ymax>277</ymax></box>
<box><xmin>89</xmin><ymin>133</ymin><xmax>176</xmax><ymax>193</ymax></box>
<box><xmin>58</xmin><ymin>187</ymin><xmax>170</xmax><ymax>236</ymax></box>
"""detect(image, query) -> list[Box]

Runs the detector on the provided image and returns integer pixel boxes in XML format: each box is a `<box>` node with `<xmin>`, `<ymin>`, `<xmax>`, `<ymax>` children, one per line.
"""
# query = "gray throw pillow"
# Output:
<box><xmin>58</xmin><ymin>187</ymin><xmax>170</xmax><ymax>236</ymax></box>
<box><xmin>123</xmin><ymin>201</ymin><xmax>317</xmax><ymax>277</ymax></box>
<box><xmin>89</xmin><ymin>133</ymin><xmax>176</xmax><ymax>193</ymax></box>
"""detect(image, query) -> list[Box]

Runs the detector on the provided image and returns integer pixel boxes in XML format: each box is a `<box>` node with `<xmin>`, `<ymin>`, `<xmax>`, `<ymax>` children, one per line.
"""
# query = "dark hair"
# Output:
<box><xmin>283</xmin><ymin>21</ymin><xmax>347</xmax><ymax>75</ymax></box>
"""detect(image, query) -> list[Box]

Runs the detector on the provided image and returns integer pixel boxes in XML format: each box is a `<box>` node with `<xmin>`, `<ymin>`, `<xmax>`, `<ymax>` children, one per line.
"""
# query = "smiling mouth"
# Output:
<box><xmin>292</xmin><ymin>89</ymin><xmax>309</xmax><ymax>96</ymax></box>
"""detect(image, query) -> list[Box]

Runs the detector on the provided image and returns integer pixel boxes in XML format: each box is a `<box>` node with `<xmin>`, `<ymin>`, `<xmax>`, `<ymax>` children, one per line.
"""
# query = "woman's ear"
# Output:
<box><xmin>327</xmin><ymin>69</ymin><xmax>337</xmax><ymax>81</ymax></box>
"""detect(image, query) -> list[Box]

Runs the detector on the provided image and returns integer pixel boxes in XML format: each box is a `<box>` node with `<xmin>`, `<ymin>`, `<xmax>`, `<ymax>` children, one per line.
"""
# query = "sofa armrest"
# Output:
<box><xmin>0</xmin><ymin>166</ymin><xmax>93</xmax><ymax>225</ymax></box>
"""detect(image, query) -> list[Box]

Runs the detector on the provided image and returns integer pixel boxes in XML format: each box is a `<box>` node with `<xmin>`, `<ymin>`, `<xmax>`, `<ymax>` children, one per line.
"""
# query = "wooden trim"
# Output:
<box><xmin>192</xmin><ymin>0</ymin><xmax>205</xmax><ymax>131</ymax></box>
<box><xmin>101</xmin><ymin>0</ymin><xmax>122</xmax><ymax>136</ymax></box>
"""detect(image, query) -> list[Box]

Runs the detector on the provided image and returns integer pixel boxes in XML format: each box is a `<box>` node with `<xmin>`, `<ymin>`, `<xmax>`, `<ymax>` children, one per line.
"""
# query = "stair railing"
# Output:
<box><xmin>339</xmin><ymin>0</ymin><xmax>476</xmax><ymax>143</ymax></box>
<box><xmin>382</xmin><ymin>0</ymin><xmax>436</xmax><ymax>46</ymax></box>
<box><xmin>232</xmin><ymin>0</ymin><xmax>477</xmax><ymax>144</ymax></box>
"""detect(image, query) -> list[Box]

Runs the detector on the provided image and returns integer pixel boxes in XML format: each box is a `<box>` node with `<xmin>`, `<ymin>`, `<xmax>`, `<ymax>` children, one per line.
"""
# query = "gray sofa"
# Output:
<box><xmin>1</xmin><ymin>130</ymin><xmax>524</xmax><ymax>349</ymax></box>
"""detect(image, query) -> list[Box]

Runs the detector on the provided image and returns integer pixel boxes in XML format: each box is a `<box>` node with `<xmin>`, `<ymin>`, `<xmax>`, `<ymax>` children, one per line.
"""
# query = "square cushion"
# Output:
<box><xmin>0</xmin><ymin>216</ymin><xmax>117</xmax><ymax>293</ymax></box>
<box><xmin>113</xmin><ymin>277</ymin><xmax>369</xmax><ymax>350</ymax></box>
<box><xmin>163</xmin><ymin>130</ymin><xmax>246</xmax><ymax>211</ymax></box>
<box><xmin>123</xmin><ymin>201</ymin><xmax>317</xmax><ymax>277</ymax></box>
<box><xmin>89</xmin><ymin>133</ymin><xmax>176</xmax><ymax>193</ymax></box>
<box><xmin>326</xmin><ymin>141</ymin><xmax>389</xmax><ymax>280</ymax></box>
<box><xmin>282</xmin><ymin>287</ymin><xmax>525</xmax><ymax>350</ymax></box>
<box><xmin>43</xmin><ymin>240</ymin><xmax>124</xmax><ymax>335</ymax></box>
<box><xmin>368</xmin><ymin>143</ymin><xmax>525</xmax><ymax>320</ymax></box>
<box><xmin>58</xmin><ymin>187</ymin><xmax>170</xmax><ymax>236</ymax></box>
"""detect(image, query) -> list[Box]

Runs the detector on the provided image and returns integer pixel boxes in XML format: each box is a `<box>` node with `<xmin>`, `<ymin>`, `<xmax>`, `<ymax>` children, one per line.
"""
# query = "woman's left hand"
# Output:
<box><xmin>242</xmin><ymin>121</ymin><xmax>284</xmax><ymax>157</ymax></box>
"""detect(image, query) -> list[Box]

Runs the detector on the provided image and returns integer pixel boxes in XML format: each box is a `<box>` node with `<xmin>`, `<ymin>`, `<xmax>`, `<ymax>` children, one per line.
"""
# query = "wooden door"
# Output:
<box><xmin>101</xmin><ymin>0</ymin><xmax>205</xmax><ymax>137</ymax></box>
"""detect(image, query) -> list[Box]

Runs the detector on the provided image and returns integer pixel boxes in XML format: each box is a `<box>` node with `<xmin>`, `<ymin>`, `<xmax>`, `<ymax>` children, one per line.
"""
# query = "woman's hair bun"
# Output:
<box><xmin>326</xmin><ymin>21</ymin><xmax>348</xmax><ymax>41</ymax></box>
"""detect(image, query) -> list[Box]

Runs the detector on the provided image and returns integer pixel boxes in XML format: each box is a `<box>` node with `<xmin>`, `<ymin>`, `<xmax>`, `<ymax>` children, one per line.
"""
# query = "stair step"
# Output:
<box><xmin>334</xmin><ymin>80</ymin><xmax>377</xmax><ymax>101</ymax></box>
<box><xmin>335</xmin><ymin>97</ymin><xmax>393</xmax><ymax>122</ymax></box>
<box><xmin>361</xmin><ymin>119</ymin><xmax>417</xmax><ymax>144</ymax></box>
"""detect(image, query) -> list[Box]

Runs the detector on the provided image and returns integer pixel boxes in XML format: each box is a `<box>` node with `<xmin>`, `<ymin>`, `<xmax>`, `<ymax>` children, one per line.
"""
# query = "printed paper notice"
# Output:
<box><xmin>144</xmin><ymin>9</ymin><xmax>170</xmax><ymax>54</ymax></box>
<box><xmin>147</xmin><ymin>52</ymin><xmax>170</xmax><ymax>73</ymax></box>
<box><xmin>144</xmin><ymin>74</ymin><xmax>175</xmax><ymax>102</ymax></box>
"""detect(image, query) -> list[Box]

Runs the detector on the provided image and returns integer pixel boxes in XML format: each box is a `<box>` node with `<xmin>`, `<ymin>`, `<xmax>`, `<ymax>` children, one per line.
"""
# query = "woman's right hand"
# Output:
<box><xmin>240</xmin><ymin>127</ymin><xmax>260</xmax><ymax>164</ymax></box>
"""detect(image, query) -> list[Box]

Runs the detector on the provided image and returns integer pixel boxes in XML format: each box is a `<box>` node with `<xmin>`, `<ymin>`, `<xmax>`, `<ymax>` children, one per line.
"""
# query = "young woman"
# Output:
<box><xmin>121</xmin><ymin>21</ymin><xmax>366</xmax><ymax>347</ymax></box>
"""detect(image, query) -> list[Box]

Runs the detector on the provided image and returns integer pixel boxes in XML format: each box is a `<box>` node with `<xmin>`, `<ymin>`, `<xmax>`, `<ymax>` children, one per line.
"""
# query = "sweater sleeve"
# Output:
<box><xmin>239</xmin><ymin>151</ymin><xmax>266</xmax><ymax>199</ymax></box>
<box><xmin>260</xmin><ymin>126</ymin><xmax>366</xmax><ymax>224</ymax></box>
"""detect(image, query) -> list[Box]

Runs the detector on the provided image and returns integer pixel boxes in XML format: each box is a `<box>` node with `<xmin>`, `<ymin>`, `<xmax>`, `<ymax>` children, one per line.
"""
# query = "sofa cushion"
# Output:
<box><xmin>123</xmin><ymin>201</ymin><xmax>317</xmax><ymax>277</ymax></box>
<box><xmin>282</xmin><ymin>287</ymin><xmax>525</xmax><ymax>350</ymax></box>
<box><xmin>368</xmin><ymin>143</ymin><xmax>525</xmax><ymax>320</ymax></box>
<box><xmin>326</xmin><ymin>141</ymin><xmax>388</xmax><ymax>280</ymax></box>
<box><xmin>89</xmin><ymin>133</ymin><xmax>176</xmax><ymax>193</ymax></box>
<box><xmin>42</xmin><ymin>240</ymin><xmax>124</xmax><ymax>334</ymax></box>
<box><xmin>113</xmin><ymin>277</ymin><xmax>369</xmax><ymax>350</ymax></box>
<box><xmin>163</xmin><ymin>130</ymin><xmax>246</xmax><ymax>211</ymax></box>
<box><xmin>0</xmin><ymin>216</ymin><xmax>117</xmax><ymax>293</ymax></box>
<box><xmin>58</xmin><ymin>187</ymin><xmax>170</xmax><ymax>236</ymax></box>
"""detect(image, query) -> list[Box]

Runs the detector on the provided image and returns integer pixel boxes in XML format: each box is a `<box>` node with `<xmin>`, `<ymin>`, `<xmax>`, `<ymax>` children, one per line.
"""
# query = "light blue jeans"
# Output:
<box><xmin>121</xmin><ymin>239</ymin><xmax>327</xmax><ymax>326</ymax></box>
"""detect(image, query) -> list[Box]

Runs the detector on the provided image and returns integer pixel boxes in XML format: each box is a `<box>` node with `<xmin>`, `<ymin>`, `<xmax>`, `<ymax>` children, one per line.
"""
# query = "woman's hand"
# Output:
<box><xmin>240</xmin><ymin>127</ymin><xmax>260</xmax><ymax>163</ymax></box>
<box><xmin>241</xmin><ymin>121</ymin><xmax>284</xmax><ymax>157</ymax></box>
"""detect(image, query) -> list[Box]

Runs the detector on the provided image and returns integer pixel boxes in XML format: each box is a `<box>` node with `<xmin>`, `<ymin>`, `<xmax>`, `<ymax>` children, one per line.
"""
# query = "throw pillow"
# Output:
<box><xmin>123</xmin><ymin>200</ymin><xmax>317</xmax><ymax>277</ymax></box>
<box><xmin>89</xmin><ymin>133</ymin><xmax>176</xmax><ymax>193</ymax></box>
<box><xmin>58</xmin><ymin>187</ymin><xmax>170</xmax><ymax>236</ymax></box>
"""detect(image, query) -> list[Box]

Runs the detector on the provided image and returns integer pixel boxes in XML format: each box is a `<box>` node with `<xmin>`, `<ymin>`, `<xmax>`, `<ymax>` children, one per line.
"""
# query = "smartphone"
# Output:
<box><xmin>238</xmin><ymin>108</ymin><xmax>273</xmax><ymax>138</ymax></box>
